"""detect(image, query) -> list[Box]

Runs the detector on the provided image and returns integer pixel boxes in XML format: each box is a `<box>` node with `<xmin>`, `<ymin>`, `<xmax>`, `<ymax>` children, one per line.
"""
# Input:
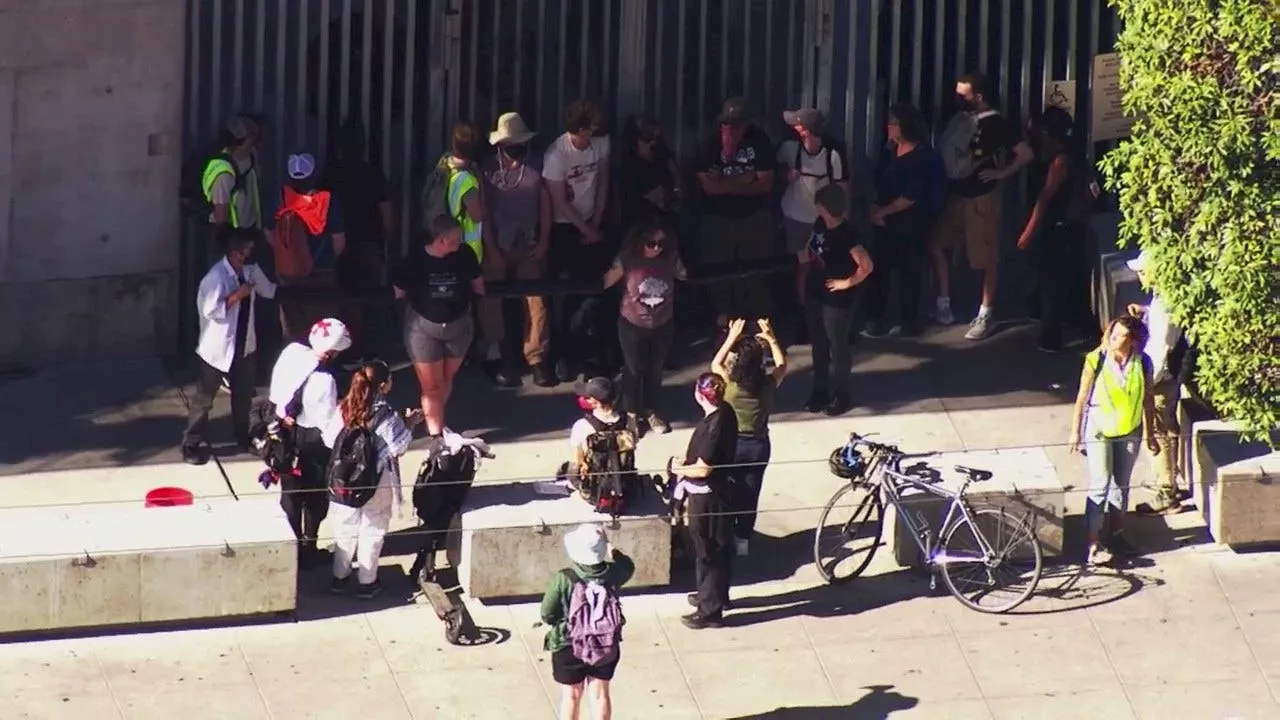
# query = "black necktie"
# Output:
<box><xmin>233</xmin><ymin>273</ymin><xmax>252</xmax><ymax>358</ymax></box>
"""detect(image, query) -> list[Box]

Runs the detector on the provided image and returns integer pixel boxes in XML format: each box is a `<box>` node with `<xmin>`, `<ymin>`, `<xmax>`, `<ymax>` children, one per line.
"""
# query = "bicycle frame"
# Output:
<box><xmin>863</xmin><ymin>452</ymin><xmax>1000</xmax><ymax>568</ymax></box>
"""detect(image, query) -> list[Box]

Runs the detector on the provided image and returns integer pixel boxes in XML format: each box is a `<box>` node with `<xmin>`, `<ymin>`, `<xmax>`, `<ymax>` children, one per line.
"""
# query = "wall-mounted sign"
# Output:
<box><xmin>1046</xmin><ymin>80</ymin><xmax>1077</xmax><ymax>119</ymax></box>
<box><xmin>1091</xmin><ymin>53</ymin><xmax>1134</xmax><ymax>141</ymax></box>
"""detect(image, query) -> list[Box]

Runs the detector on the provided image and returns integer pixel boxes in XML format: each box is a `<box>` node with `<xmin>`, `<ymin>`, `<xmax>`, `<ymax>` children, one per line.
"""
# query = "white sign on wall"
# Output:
<box><xmin>1091</xmin><ymin>53</ymin><xmax>1134</xmax><ymax>141</ymax></box>
<box><xmin>1046</xmin><ymin>80</ymin><xmax>1077</xmax><ymax>119</ymax></box>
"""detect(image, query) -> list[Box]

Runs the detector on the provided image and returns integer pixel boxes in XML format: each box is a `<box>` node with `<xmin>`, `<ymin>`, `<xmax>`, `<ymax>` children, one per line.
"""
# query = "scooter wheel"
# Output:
<box><xmin>443</xmin><ymin>611</ymin><xmax>464</xmax><ymax>645</ymax></box>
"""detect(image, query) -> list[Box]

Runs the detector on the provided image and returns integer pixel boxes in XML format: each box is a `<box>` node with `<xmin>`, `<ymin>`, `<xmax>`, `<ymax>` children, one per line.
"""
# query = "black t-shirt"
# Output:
<box><xmin>683</xmin><ymin>404</ymin><xmax>739</xmax><ymax>485</ymax></box>
<box><xmin>392</xmin><ymin>247</ymin><xmax>480</xmax><ymax>323</ymax></box>
<box><xmin>953</xmin><ymin>111</ymin><xmax>1019</xmax><ymax>198</ymax></box>
<box><xmin>697</xmin><ymin>125</ymin><xmax>776</xmax><ymax>218</ymax></box>
<box><xmin>874</xmin><ymin>145</ymin><xmax>931</xmax><ymax>235</ymax></box>
<box><xmin>621</xmin><ymin>154</ymin><xmax>674</xmax><ymax>226</ymax></box>
<box><xmin>320</xmin><ymin>160</ymin><xmax>391</xmax><ymax>245</ymax></box>
<box><xmin>803</xmin><ymin>217</ymin><xmax>862</xmax><ymax>307</ymax></box>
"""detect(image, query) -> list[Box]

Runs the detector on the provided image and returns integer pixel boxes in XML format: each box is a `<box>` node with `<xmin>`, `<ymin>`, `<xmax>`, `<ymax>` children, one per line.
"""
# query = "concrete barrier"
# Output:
<box><xmin>890</xmin><ymin>449</ymin><xmax>1065</xmax><ymax>567</ymax></box>
<box><xmin>456</xmin><ymin>481</ymin><xmax>672</xmax><ymax>600</ymax></box>
<box><xmin>1191</xmin><ymin>420</ymin><xmax>1280</xmax><ymax>549</ymax></box>
<box><xmin>0</xmin><ymin>498</ymin><xmax>296</xmax><ymax>634</ymax></box>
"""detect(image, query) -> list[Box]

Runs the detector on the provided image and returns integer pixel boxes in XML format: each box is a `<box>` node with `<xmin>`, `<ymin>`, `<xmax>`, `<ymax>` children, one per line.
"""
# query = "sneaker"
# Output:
<box><xmin>803</xmin><ymin>391</ymin><xmax>829</xmax><ymax>413</ymax></box>
<box><xmin>823</xmin><ymin>393</ymin><xmax>852</xmax><ymax>417</ymax></box>
<box><xmin>181</xmin><ymin>444</ymin><xmax>209</xmax><ymax>466</ymax></box>
<box><xmin>554</xmin><ymin>359</ymin><xmax>578</xmax><ymax>383</ymax></box>
<box><xmin>686</xmin><ymin>593</ymin><xmax>733</xmax><ymax>611</ymax></box>
<box><xmin>935</xmin><ymin>299</ymin><xmax>955</xmax><ymax>325</ymax></box>
<box><xmin>357</xmin><ymin>581</ymin><xmax>382</xmax><ymax>600</ymax></box>
<box><xmin>646</xmin><ymin>412</ymin><xmax>671</xmax><ymax>435</ymax></box>
<box><xmin>680</xmin><ymin>612</ymin><xmax>724</xmax><ymax>630</ymax></box>
<box><xmin>735</xmin><ymin>538</ymin><xmax>750</xmax><ymax>557</ymax></box>
<box><xmin>330</xmin><ymin>576</ymin><xmax>348</xmax><ymax>595</ymax></box>
<box><xmin>531</xmin><ymin>362</ymin><xmax>558</xmax><ymax>388</ymax></box>
<box><xmin>860</xmin><ymin>322</ymin><xmax>888</xmax><ymax>339</ymax></box>
<box><xmin>1088</xmin><ymin>543</ymin><xmax>1113</xmax><ymax>566</ymax></box>
<box><xmin>887</xmin><ymin>325</ymin><xmax>902</xmax><ymax>336</ymax></box>
<box><xmin>964</xmin><ymin>314</ymin><xmax>992</xmax><ymax>340</ymax></box>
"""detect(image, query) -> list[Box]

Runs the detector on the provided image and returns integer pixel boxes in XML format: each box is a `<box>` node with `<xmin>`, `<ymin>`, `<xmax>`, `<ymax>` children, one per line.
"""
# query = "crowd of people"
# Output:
<box><xmin>177</xmin><ymin>68</ymin><xmax>1190</xmax><ymax>719</ymax></box>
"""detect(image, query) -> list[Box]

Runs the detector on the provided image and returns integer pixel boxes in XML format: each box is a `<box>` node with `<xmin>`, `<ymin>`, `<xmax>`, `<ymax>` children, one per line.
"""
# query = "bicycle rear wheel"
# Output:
<box><xmin>938</xmin><ymin>508</ymin><xmax>1043</xmax><ymax>613</ymax></box>
<box><xmin>813</xmin><ymin>482</ymin><xmax>884</xmax><ymax>584</ymax></box>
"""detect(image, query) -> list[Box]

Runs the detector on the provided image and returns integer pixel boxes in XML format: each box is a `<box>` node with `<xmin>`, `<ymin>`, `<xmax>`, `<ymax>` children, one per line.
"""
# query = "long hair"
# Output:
<box><xmin>340</xmin><ymin>360</ymin><xmax>391</xmax><ymax>429</ymax></box>
<box><xmin>728</xmin><ymin>337</ymin><xmax>768</xmax><ymax>396</ymax></box>
<box><xmin>619</xmin><ymin>218</ymin><xmax>675</xmax><ymax>263</ymax></box>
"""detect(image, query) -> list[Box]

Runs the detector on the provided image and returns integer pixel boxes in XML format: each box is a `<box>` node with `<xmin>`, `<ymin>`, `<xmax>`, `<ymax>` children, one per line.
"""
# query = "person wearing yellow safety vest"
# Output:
<box><xmin>203</xmin><ymin>115</ymin><xmax>263</xmax><ymax>235</ymax></box>
<box><xmin>1068</xmin><ymin>314</ymin><xmax>1160</xmax><ymax>566</ymax></box>
<box><xmin>438</xmin><ymin>122</ymin><xmax>491</xmax><ymax>264</ymax></box>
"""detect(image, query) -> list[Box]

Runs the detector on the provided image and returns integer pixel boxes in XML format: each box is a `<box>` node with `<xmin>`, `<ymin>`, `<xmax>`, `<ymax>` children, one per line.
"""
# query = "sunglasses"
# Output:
<box><xmin>644</xmin><ymin>239</ymin><xmax>663</xmax><ymax>250</ymax></box>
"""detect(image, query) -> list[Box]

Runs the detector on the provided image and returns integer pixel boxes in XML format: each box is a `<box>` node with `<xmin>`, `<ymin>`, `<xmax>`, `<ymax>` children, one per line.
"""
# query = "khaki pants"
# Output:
<box><xmin>477</xmin><ymin>247</ymin><xmax>549</xmax><ymax>365</ymax></box>
<box><xmin>1150</xmin><ymin>378</ymin><xmax>1182</xmax><ymax>503</ymax></box>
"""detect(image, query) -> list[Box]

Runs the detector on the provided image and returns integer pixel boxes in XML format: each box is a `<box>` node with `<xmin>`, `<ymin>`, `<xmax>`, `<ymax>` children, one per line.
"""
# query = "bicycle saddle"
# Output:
<box><xmin>953</xmin><ymin>465</ymin><xmax>993</xmax><ymax>482</ymax></box>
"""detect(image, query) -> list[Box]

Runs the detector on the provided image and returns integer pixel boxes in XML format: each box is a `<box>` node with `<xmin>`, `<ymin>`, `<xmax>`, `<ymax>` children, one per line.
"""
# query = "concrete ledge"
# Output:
<box><xmin>458</xmin><ymin>481</ymin><xmax>671</xmax><ymax>600</ymax></box>
<box><xmin>0</xmin><ymin>498</ymin><xmax>296</xmax><ymax>634</ymax></box>
<box><xmin>891</xmin><ymin>449</ymin><xmax>1065</xmax><ymax>567</ymax></box>
<box><xmin>1192</xmin><ymin>420</ymin><xmax>1280</xmax><ymax>549</ymax></box>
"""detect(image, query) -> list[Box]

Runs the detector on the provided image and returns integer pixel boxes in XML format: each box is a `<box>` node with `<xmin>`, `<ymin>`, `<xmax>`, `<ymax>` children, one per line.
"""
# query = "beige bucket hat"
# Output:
<box><xmin>489</xmin><ymin>112</ymin><xmax>536</xmax><ymax>145</ymax></box>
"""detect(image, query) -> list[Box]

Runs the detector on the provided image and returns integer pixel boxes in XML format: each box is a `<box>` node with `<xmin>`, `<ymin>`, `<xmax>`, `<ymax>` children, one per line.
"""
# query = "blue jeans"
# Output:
<box><xmin>729</xmin><ymin>435</ymin><xmax>772</xmax><ymax>541</ymax></box>
<box><xmin>1084</xmin><ymin>430</ymin><xmax>1141</xmax><ymax>535</ymax></box>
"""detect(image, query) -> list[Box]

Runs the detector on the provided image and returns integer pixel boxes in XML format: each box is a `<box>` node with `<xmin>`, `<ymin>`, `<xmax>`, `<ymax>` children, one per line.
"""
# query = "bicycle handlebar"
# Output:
<box><xmin>845</xmin><ymin>432</ymin><xmax>938</xmax><ymax>460</ymax></box>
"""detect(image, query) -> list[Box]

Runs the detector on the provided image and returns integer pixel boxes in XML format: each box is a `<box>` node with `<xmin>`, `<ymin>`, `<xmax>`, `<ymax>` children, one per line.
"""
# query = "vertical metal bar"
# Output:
<box><xmin>999</xmin><ymin>0</ymin><xmax>1011</xmax><ymax>114</ymax></box>
<box><xmin>655</xmin><ymin>0</ymin><xmax>666</xmax><ymax>119</ymax></box>
<box><xmin>187</xmin><ymin>0</ymin><xmax>202</xmax><ymax>139</ymax></box>
<box><xmin>814</xmin><ymin>0</ymin><xmax>834</xmax><ymax>112</ymax></box>
<box><xmin>1066</xmin><ymin>0</ymin><xmax>1079</xmax><ymax>80</ymax></box>
<box><xmin>537</xmin><ymin>0</ymin><xmax>547</xmax><ymax>128</ymax></box>
<box><xmin>558</xmin><ymin>0</ymin><xmax>569</xmax><ymax>114</ymax></box>
<box><xmin>253</xmin><ymin>0</ymin><xmax>266</xmax><ymax>112</ymax></box>
<box><xmin>1042</xmin><ymin>0</ymin><xmax>1056</xmax><ymax>106</ymax></box>
<box><xmin>844</xmin><ymin>0</ymin><xmax>858</xmax><ymax>154</ymax></box>
<box><xmin>468</xmin><ymin>0</ymin><xmax>480</xmax><ymax>120</ymax></box>
<box><xmin>491</xmin><ymin>0</ymin><xmax>502</xmax><ymax>121</ymax></box>
<box><xmin>865</xmin><ymin>0</ymin><xmax>880</xmax><ymax>157</ymax></box>
<box><xmin>274</xmin><ymin>0</ymin><xmax>286</xmax><ymax>164</ymax></box>
<box><xmin>1020</xmin><ymin>0</ymin><xmax>1033</xmax><ymax>118</ymax></box>
<box><xmin>514</xmin><ymin>0</ymin><xmax>525</xmax><ymax>110</ymax></box>
<box><xmin>764</xmin><ymin>0</ymin><xmax>774</xmax><ymax>115</ymax></box>
<box><xmin>933</xmin><ymin>0</ymin><xmax>945</xmax><ymax>122</ymax></box>
<box><xmin>676</xmin><ymin>0</ymin><xmax>688</xmax><ymax>159</ymax></box>
<box><xmin>382</xmin><ymin>0</ymin><xmax>394</xmax><ymax>173</ymax></box>
<box><xmin>719</xmin><ymin>0</ymin><xmax>729</xmax><ymax>98</ymax></box>
<box><xmin>318</xmin><ymin>0</ymin><xmax>331</xmax><ymax>164</ymax></box>
<box><xmin>401</xmin><ymin>0</ymin><xmax>418</xmax><ymax>258</ymax></box>
<box><xmin>698</xmin><ymin>0</ymin><xmax>708</xmax><ymax>119</ymax></box>
<box><xmin>979</xmin><ymin>0</ymin><xmax>990</xmax><ymax>68</ymax></box>
<box><xmin>955</xmin><ymin>0</ymin><xmax>967</xmax><ymax>73</ymax></box>
<box><xmin>889</xmin><ymin>0</ymin><xmax>902</xmax><ymax>105</ymax></box>
<box><xmin>211</xmin><ymin>0</ymin><xmax>223</xmax><ymax>124</ymax></box>
<box><xmin>231</xmin><ymin>0</ymin><xmax>244</xmax><ymax>110</ymax></box>
<box><xmin>910</xmin><ymin>0</ymin><xmax>924</xmax><ymax>107</ymax></box>
<box><xmin>361</xmin><ymin>3</ymin><xmax>374</xmax><ymax>133</ymax></box>
<box><xmin>742</xmin><ymin>0</ymin><xmax>751</xmax><ymax>95</ymax></box>
<box><xmin>603</xmin><ymin>0</ymin><xmax>614</xmax><ymax>106</ymax></box>
<box><xmin>1086</xmin><ymin>0</ymin><xmax>1101</xmax><ymax>161</ymax></box>
<box><xmin>339</xmin><ymin>0</ymin><xmax>352</xmax><ymax>120</ymax></box>
<box><xmin>785</xmin><ymin>0</ymin><xmax>796</xmax><ymax>106</ymax></box>
<box><xmin>580</xmin><ymin>0</ymin><xmax>592</xmax><ymax>99</ymax></box>
<box><xmin>295</xmin><ymin>0</ymin><xmax>309</xmax><ymax>145</ymax></box>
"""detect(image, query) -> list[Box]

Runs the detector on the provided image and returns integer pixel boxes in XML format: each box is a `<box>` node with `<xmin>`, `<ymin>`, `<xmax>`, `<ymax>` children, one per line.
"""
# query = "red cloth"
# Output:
<box><xmin>719</xmin><ymin>124</ymin><xmax>746</xmax><ymax>164</ymax></box>
<box><xmin>275</xmin><ymin>187</ymin><xmax>331</xmax><ymax>235</ymax></box>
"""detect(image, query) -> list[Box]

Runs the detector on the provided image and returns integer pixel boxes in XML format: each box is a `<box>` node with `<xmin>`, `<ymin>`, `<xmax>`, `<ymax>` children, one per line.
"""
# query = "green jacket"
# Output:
<box><xmin>540</xmin><ymin>550</ymin><xmax>635</xmax><ymax>652</ymax></box>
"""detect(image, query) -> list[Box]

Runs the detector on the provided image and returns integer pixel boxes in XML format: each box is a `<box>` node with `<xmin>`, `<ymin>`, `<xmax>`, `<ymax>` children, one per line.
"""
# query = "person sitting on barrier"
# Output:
<box><xmin>540</xmin><ymin>523</ymin><xmax>634</xmax><ymax>720</ymax></box>
<box><xmin>602</xmin><ymin>220</ymin><xmax>687</xmax><ymax>435</ymax></box>
<box><xmin>561</xmin><ymin>378</ymin><xmax>639</xmax><ymax>517</ymax></box>
<box><xmin>393</xmin><ymin>213</ymin><xmax>485</xmax><ymax>438</ymax></box>
<box><xmin>267</xmin><ymin>317</ymin><xmax>351</xmax><ymax>567</ymax></box>
<box><xmin>329</xmin><ymin>360</ymin><xmax>419</xmax><ymax>599</ymax></box>
<box><xmin>711</xmin><ymin>318</ymin><xmax>787</xmax><ymax>557</ymax></box>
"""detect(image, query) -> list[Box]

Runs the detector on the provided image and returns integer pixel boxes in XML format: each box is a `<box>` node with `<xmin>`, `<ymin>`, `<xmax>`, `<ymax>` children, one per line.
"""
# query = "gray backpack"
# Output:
<box><xmin>562</xmin><ymin>569</ymin><xmax>625</xmax><ymax>666</ymax></box>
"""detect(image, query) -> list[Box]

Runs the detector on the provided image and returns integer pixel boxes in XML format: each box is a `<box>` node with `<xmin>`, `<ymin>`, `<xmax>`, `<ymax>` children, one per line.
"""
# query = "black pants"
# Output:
<box><xmin>686</xmin><ymin>490</ymin><xmax>733</xmax><ymax>618</ymax></box>
<box><xmin>280</xmin><ymin>427</ymin><xmax>331</xmax><ymax>544</ymax></box>
<box><xmin>805</xmin><ymin>300</ymin><xmax>856</xmax><ymax>396</ymax></box>
<box><xmin>617</xmin><ymin>319</ymin><xmax>674</xmax><ymax>415</ymax></box>
<box><xmin>547</xmin><ymin>223</ymin><xmax>613</xmax><ymax>368</ymax></box>
<box><xmin>1034</xmin><ymin>221</ymin><xmax>1095</xmax><ymax>348</ymax></box>
<box><xmin>728</xmin><ymin>435</ymin><xmax>772</xmax><ymax>541</ymax></box>
<box><xmin>183</xmin><ymin>354</ymin><xmax>255</xmax><ymax>448</ymax></box>
<box><xmin>864</xmin><ymin>227</ymin><xmax>924</xmax><ymax>330</ymax></box>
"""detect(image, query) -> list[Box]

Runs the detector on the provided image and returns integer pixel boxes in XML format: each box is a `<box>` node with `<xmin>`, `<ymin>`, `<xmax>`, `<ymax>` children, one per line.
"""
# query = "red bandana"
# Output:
<box><xmin>275</xmin><ymin>187</ymin><xmax>331</xmax><ymax>235</ymax></box>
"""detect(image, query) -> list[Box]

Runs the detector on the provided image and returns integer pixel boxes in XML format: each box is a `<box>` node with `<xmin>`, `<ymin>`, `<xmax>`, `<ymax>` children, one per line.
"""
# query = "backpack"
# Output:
<box><xmin>938</xmin><ymin>111</ymin><xmax>982</xmax><ymax>180</ymax></box>
<box><xmin>419</xmin><ymin>158</ymin><xmax>462</xmax><ymax>230</ymax></box>
<box><xmin>561</xmin><ymin>568</ymin><xmax>625</xmax><ymax>667</ymax></box>
<box><xmin>273</xmin><ymin>208</ymin><xmax>317</xmax><ymax>281</ymax></box>
<box><xmin>792</xmin><ymin>140</ymin><xmax>838</xmax><ymax>184</ymax></box>
<box><xmin>325</xmin><ymin>409</ymin><xmax>388</xmax><ymax>508</ymax></box>
<box><xmin>180</xmin><ymin>143</ymin><xmax>250</xmax><ymax>218</ymax></box>
<box><xmin>246</xmin><ymin>375</ymin><xmax>313</xmax><ymax>473</ymax></box>
<box><xmin>575</xmin><ymin>415</ymin><xmax>639</xmax><ymax>518</ymax></box>
<box><xmin>413</xmin><ymin>445</ymin><xmax>480</xmax><ymax>532</ymax></box>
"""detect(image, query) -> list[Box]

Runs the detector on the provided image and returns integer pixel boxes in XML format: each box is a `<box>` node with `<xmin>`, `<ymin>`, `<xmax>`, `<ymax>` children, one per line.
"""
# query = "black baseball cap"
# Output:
<box><xmin>717</xmin><ymin>96</ymin><xmax>750</xmax><ymax>125</ymax></box>
<box><xmin>574</xmin><ymin>377</ymin><xmax>615</xmax><ymax>403</ymax></box>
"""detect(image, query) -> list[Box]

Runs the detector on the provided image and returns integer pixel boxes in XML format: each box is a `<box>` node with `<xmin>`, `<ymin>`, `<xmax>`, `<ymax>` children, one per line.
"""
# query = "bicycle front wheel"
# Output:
<box><xmin>813</xmin><ymin>481</ymin><xmax>884</xmax><ymax>584</ymax></box>
<box><xmin>939</xmin><ymin>508</ymin><xmax>1043</xmax><ymax>613</ymax></box>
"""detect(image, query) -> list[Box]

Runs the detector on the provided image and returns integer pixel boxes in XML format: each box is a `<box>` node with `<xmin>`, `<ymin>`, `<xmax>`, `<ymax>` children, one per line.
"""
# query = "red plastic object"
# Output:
<box><xmin>145</xmin><ymin>486</ymin><xmax>194</xmax><ymax>508</ymax></box>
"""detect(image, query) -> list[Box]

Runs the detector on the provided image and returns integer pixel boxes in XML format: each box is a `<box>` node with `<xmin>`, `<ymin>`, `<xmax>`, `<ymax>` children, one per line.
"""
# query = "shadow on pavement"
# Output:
<box><xmin>728</xmin><ymin>684</ymin><xmax>919</xmax><ymax>719</ymax></box>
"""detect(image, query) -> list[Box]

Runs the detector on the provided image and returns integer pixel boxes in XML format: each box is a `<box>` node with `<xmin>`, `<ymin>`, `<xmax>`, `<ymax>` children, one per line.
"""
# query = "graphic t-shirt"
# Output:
<box><xmin>950</xmin><ymin>110</ymin><xmax>1019</xmax><ymax>198</ymax></box>
<box><xmin>392</xmin><ymin>247</ymin><xmax>481</xmax><ymax>324</ymax></box>
<box><xmin>777</xmin><ymin>139</ymin><xmax>847</xmax><ymax>224</ymax></box>
<box><xmin>618</xmin><ymin>252</ymin><xmax>682</xmax><ymax>329</ymax></box>
<box><xmin>543</xmin><ymin>133</ymin><xmax>610</xmax><ymax>224</ymax></box>
<box><xmin>803</xmin><ymin>217</ymin><xmax>861</xmax><ymax>308</ymax></box>
<box><xmin>697</xmin><ymin>125</ymin><xmax>776</xmax><ymax>218</ymax></box>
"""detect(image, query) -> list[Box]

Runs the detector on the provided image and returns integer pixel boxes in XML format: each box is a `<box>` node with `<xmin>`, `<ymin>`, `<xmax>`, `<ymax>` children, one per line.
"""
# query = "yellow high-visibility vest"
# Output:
<box><xmin>1087</xmin><ymin>350</ymin><xmax>1147</xmax><ymax>438</ymax></box>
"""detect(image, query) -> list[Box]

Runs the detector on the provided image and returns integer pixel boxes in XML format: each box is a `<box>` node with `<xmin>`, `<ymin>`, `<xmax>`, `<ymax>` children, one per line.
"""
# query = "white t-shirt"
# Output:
<box><xmin>1142</xmin><ymin>293</ymin><xmax>1182</xmax><ymax>380</ymax></box>
<box><xmin>569</xmin><ymin>409</ymin><xmax>623</xmax><ymax>451</ymax></box>
<box><xmin>543</xmin><ymin>133</ymin><xmax>610</xmax><ymax>224</ymax></box>
<box><xmin>777</xmin><ymin>140</ymin><xmax>846</xmax><ymax>224</ymax></box>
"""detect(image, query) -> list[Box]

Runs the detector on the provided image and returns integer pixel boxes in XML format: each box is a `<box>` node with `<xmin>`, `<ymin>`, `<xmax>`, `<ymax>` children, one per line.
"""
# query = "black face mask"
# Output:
<box><xmin>502</xmin><ymin>143</ymin><xmax>529</xmax><ymax>160</ymax></box>
<box><xmin>955</xmin><ymin>95</ymin><xmax>972</xmax><ymax>110</ymax></box>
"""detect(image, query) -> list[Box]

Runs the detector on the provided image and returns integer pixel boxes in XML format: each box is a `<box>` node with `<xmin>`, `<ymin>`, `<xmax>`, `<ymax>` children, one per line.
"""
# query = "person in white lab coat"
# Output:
<box><xmin>268</xmin><ymin>317</ymin><xmax>352</xmax><ymax>564</ymax></box>
<box><xmin>183</xmin><ymin>228</ymin><xmax>277</xmax><ymax>465</ymax></box>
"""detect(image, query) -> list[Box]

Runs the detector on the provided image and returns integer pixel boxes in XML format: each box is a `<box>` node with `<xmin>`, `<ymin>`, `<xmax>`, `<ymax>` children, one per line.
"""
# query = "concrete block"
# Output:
<box><xmin>458</xmin><ymin>481</ymin><xmax>671</xmax><ymax>600</ymax></box>
<box><xmin>1192</xmin><ymin>420</ymin><xmax>1280</xmax><ymax>549</ymax></box>
<box><xmin>890</xmin><ymin>449</ymin><xmax>1065</xmax><ymax>567</ymax></box>
<box><xmin>0</xmin><ymin>498</ymin><xmax>297</xmax><ymax>635</ymax></box>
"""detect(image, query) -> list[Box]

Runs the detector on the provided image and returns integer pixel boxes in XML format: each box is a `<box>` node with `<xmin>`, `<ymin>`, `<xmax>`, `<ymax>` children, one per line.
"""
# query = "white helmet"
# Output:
<box><xmin>308</xmin><ymin>318</ymin><xmax>353</xmax><ymax>355</ymax></box>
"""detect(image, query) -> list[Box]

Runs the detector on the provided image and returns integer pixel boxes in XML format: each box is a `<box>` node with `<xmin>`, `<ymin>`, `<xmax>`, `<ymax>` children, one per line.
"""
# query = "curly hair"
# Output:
<box><xmin>340</xmin><ymin>360</ymin><xmax>391</xmax><ymax>429</ymax></box>
<box><xmin>728</xmin><ymin>337</ymin><xmax>767</xmax><ymax>396</ymax></box>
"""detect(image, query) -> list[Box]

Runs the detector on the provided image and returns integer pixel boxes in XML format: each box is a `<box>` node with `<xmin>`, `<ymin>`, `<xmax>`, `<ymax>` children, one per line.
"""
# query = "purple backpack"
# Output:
<box><xmin>562</xmin><ymin>569</ymin><xmax>625</xmax><ymax>666</ymax></box>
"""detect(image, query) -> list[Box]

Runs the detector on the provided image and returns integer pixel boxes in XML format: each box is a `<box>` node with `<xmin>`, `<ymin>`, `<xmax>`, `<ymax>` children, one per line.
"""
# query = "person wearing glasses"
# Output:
<box><xmin>620</xmin><ymin>115</ymin><xmax>681</xmax><ymax>228</ymax></box>
<box><xmin>601</xmin><ymin>221</ymin><xmax>688</xmax><ymax>434</ymax></box>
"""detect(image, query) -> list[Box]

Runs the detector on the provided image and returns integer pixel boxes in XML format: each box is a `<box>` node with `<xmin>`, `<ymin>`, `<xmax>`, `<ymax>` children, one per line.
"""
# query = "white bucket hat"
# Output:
<box><xmin>1126</xmin><ymin>249</ymin><xmax>1151</xmax><ymax>273</ymax></box>
<box><xmin>308</xmin><ymin>318</ymin><xmax>352</xmax><ymax>355</ymax></box>
<box><xmin>563</xmin><ymin>524</ymin><xmax>608</xmax><ymax>566</ymax></box>
<box><xmin>489</xmin><ymin>112</ymin><xmax>536</xmax><ymax>146</ymax></box>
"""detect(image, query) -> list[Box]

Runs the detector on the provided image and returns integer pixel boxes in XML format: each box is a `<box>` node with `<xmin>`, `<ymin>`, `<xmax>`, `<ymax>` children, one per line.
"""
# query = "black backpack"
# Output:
<box><xmin>576</xmin><ymin>415</ymin><xmax>639</xmax><ymax>518</ymax></box>
<box><xmin>246</xmin><ymin>375</ymin><xmax>314</xmax><ymax>473</ymax></box>
<box><xmin>325</xmin><ymin>410</ymin><xmax>388</xmax><ymax>508</ymax></box>
<box><xmin>179</xmin><ymin>141</ymin><xmax>251</xmax><ymax>219</ymax></box>
<box><xmin>413</xmin><ymin>447</ymin><xmax>480</xmax><ymax>531</ymax></box>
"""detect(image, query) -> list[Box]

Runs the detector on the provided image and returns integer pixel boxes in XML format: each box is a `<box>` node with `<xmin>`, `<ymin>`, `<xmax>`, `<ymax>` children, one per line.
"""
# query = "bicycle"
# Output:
<box><xmin>812</xmin><ymin>433</ymin><xmax>1044</xmax><ymax>613</ymax></box>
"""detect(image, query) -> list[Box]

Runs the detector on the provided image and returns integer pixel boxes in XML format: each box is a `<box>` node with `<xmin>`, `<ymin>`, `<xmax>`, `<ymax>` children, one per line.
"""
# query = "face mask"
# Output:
<box><xmin>955</xmin><ymin>95</ymin><xmax>972</xmax><ymax>110</ymax></box>
<box><xmin>576</xmin><ymin>396</ymin><xmax>594</xmax><ymax>411</ymax></box>
<box><xmin>502</xmin><ymin>143</ymin><xmax>528</xmax><ymax>160</ymax></box>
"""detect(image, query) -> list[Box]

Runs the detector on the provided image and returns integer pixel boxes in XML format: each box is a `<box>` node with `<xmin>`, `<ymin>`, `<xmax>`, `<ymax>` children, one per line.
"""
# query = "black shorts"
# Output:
<box><xmin>551</xmin><ymin>647</ymin><xmax>619</xmax><ymax>685</ymax></box>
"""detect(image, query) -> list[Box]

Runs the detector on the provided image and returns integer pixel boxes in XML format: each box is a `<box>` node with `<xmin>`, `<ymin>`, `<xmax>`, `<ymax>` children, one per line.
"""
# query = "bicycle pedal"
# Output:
<box><xmin>929</xmin><ymin>575</ymin><xmax>937</xmax><ymax>592</ymax></box>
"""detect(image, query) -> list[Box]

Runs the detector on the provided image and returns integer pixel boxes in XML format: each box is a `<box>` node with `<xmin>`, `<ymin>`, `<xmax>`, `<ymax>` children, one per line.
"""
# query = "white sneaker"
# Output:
<box><xmin>935</xmin><ymin>299</ymin><xmax>955</xmax><ymax>325</ymax></box>
<box><xmin>735</xmin><ymin>539</ymin><xmax>750</xmax><ymax>557</ymax></box>
<box><xmin>964</xmin><ymin>314</ymin><xmax>991</xmax><ymax>340</ymax></box>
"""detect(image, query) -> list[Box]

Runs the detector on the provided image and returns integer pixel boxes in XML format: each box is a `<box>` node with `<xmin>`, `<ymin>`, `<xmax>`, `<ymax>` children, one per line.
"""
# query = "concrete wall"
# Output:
<box><xmin>0</xmin><ymin>0</ymin><xmax>184</xmax><ymax>367</ymax></box>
